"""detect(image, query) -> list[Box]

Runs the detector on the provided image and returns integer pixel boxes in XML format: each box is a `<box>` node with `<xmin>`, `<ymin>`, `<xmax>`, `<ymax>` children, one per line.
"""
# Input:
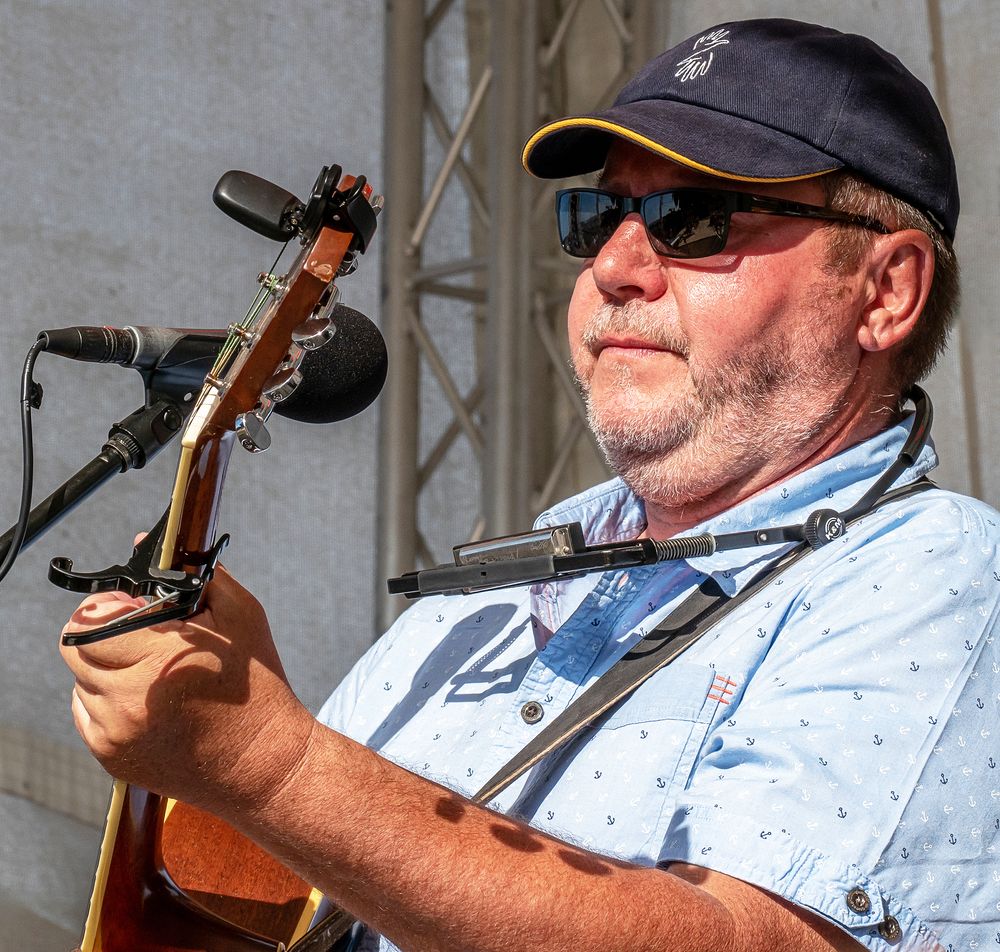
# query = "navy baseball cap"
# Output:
<box><xmin>522</xmin><ymin>19</ymin><xmax>959</xmax><ymax>240</ymax></box>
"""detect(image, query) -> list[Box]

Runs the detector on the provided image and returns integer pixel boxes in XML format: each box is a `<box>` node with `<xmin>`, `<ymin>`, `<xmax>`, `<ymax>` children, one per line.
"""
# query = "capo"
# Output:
<box><xmin>51</xmin><ymin>508</ymin><xmax>229</xmax><ymax>646</ymax></box>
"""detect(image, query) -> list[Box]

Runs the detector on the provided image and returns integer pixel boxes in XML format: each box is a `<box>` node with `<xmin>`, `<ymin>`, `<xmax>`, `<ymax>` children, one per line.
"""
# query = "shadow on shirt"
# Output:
<box><xmin>365</xmin><ymin>603</ymin><xmax>537</xmax><ymax>749</ymax></box>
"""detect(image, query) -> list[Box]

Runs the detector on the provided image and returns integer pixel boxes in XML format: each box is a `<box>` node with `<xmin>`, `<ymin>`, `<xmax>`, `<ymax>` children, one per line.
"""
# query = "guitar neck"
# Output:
<box><xmin>67</xmin><ymin>164</ymin><xmax>378</xmax><ymax>952</ymax></box>
<box><xmin>159</xmin><ymin>390</ymin><xmax>235</xmax><ymax>573</ymax></box>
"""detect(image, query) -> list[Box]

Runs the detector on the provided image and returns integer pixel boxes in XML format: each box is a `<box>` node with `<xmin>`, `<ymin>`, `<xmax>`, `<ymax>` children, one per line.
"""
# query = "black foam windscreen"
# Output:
<box><xmin>276</xmin><ymin>304</ymin><xmax>388</xmax><ymax>424</ymax></box>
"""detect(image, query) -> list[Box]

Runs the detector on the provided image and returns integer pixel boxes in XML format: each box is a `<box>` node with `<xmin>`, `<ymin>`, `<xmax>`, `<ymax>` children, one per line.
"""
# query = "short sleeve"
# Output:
<box><xmin>659</xmin><ymin>494</ymin><xmax>1000</xmax><ymax>950</ymax></box>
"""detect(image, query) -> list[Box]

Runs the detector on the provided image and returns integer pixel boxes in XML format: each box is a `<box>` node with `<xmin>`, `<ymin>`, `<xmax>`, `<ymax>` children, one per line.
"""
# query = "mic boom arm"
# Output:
<box><xmin>0</xmin><ymin>398</ymin><xmax>187</xmax><ymax>568</ymax></box>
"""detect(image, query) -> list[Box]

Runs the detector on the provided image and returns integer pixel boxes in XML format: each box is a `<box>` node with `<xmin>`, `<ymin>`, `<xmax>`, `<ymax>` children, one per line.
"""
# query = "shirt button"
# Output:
<box><xmin>520</xmin><ymin>701</ymin><xmax>544</xmax><ymax>724</ymax></box>
<box><xmin>845</xmin><ymin>888</ymin><xmax>871</xmax><ymax>914</ymax></box>
<box><xmin>877</xmin><ymin>917</ymin><xmax>902</xmax><ymax>943</ymax></box>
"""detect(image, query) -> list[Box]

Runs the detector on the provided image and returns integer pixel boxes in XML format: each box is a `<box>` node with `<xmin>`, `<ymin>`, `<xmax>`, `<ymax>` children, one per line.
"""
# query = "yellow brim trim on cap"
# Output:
<box><xmin>522</xmin><ymin>117</ymin><xmax>837</xmax><ymax>182</ymax></box>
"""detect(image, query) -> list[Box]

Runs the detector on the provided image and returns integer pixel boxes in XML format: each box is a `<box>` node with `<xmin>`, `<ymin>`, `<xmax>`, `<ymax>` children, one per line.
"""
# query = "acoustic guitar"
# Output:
<box><xmin>51</xmin><ymin>164</ymin><xmax>380</xmax><ymax>952</ymax></box>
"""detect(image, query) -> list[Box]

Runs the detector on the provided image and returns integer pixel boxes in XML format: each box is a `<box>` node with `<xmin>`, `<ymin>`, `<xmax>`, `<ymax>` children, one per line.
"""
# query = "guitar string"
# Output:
<box><xmin>210</xmin><ymin>242</ymin><xmax>290</xmax><ymax>379</ymax></box>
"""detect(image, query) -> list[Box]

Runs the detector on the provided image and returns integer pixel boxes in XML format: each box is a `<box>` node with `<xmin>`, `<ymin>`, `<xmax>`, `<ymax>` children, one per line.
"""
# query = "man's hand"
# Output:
<box><xmin>59</xmin><ymin>567</ymin><xmax>316</xmax><ymax>813</ymax></box>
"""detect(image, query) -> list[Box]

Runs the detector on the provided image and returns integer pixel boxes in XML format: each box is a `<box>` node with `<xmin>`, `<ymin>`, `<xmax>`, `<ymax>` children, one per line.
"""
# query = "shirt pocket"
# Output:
<box><xmin>523</xmin><ymin>662</ymin><xmax>728</xmax><ymax>862</ymax></box>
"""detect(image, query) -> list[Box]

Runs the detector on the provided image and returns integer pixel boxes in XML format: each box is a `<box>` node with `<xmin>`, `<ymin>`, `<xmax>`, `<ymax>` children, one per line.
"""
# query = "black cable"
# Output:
<box><xmin>841</xmin><ymin>385</ymin><xmax>931</xmax><ymax>522</ymax></box>
<box><xmin>389</xmin><ymin>388</ymin><xmax>937</xmax><ymax>597</ymax></box>
<box><xmin>0</xmin><ymin>337</ymin><xmax>46</xmax><ymax>585</ymax></box>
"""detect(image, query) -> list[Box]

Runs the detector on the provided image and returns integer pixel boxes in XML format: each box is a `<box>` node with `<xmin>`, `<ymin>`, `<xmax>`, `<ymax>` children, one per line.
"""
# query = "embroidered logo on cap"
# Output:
<box><xmin>675</xmin><ymin>28</ymin><xmax>730</xmax><ymax>82</ymax></box>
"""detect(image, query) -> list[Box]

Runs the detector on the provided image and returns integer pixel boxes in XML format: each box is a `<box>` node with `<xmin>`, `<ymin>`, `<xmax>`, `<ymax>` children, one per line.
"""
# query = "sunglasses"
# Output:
<box><xmin>555</xmin><ymin>187</ymin><xmax>890</xmax><ymax>259</ymax></box>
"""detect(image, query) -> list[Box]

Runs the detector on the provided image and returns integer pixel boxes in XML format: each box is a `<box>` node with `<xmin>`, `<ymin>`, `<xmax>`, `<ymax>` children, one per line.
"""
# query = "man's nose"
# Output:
<box><xmin>589</xmin><ymin>214</ymin><xmax>668</xmax><ymax>304</ymax></box>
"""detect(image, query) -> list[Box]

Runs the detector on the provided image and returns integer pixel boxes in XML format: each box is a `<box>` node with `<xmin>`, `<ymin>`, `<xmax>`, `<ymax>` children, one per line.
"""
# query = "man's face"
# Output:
<box><xmin>567</xmin><ymin>141</ymin><xmax>870</xmax><ymax>511</ymax></box>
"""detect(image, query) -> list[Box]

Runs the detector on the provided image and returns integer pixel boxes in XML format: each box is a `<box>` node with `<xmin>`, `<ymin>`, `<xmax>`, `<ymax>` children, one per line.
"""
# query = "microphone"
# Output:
<box><xmin>38</xmin><ymin>305</ymin><xmax>388</xmax><ymax>423</ymax></box>
<box><xmin>274</xmin><ymin>304</ymin><xmax>387</xmax><ymax>423</ymax></box>
<box><xmin>39</xmin><ymin>324</ymin><xmax>214</xmax><ymax>368</ymax></box>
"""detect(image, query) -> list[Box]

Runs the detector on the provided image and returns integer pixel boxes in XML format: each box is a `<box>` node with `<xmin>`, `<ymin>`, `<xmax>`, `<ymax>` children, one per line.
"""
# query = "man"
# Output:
<box><xmin>62</xmin><ymin>18</ymin><xmax>998</xmax><ymax>951</ymax></box>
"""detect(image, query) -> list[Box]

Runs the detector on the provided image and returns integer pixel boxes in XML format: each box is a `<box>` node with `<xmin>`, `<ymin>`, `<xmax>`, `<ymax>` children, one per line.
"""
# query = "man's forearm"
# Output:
<box><xmin>221</xmin><ymin>718</ymin><xmax>855</xmax><ymax>952</ymax></box>
<box><xmin>58</xmin><ymin>583</ymin><xmax>858</xmax><ymax>951</ymax></box>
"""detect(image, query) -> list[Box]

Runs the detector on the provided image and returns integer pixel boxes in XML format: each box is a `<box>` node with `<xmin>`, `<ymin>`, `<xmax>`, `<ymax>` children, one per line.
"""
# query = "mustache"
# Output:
<box><xmin>580</xmin><ymin>301</ymin><xmax>690</xmax><ymax>357</ymax></box>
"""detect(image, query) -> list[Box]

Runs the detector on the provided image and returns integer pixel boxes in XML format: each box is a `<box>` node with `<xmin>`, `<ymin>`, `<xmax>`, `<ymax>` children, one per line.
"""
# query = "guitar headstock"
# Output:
<box><xmin>50</xmin><ymin>163</ymin><xmax>384</xmax><ymax>644</ymax></box>
<box><xmin>162</xmin><ymin>165</ymin><xmax>383</xmax><ymax>570</ymax></box>
<box><xmin>203</xmin><ymin>168</ymin><xmax>380</xmax><ymax>436</ymax></box>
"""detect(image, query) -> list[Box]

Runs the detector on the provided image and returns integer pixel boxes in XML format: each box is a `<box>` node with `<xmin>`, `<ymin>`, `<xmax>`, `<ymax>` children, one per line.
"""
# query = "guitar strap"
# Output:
<box><xmin>292</xmin><ymin>477</ymin><xmax>934</xmax><ymax>952</ymax></box>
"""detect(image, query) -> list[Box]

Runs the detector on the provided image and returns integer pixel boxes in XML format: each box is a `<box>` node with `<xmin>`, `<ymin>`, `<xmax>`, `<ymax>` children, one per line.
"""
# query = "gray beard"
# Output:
<box><xmin>576</xmin><ymin>302</ymin><xmax>844</xmax><ymax>508</ymax></box>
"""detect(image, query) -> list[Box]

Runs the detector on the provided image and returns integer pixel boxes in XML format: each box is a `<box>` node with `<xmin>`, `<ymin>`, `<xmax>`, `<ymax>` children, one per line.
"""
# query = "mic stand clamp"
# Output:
<box><xmin>52</xmin><ymin>508</ymin><xmax>230</xmax><ymax>647</ymax></box>
<box><xmin>0</xmin><ymin>398</ymin><xmax>187</xmax><ymax>566</ymax></box>
<box><xmin>105</xmin><ymin>400</ymin><xmax>186</xmax><ymax>471</ymax></box>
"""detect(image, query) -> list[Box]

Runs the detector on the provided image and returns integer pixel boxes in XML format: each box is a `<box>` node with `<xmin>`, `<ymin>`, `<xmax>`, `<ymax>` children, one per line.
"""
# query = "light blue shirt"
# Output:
<box><xmin>319</xmin><ymin>417</ymin><xmax>1000</xmax><ymax>951</ymax></box>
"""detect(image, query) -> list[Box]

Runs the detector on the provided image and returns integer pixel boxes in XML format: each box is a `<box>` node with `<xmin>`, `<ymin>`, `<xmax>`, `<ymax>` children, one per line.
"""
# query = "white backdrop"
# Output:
<box><xmin>0</xmin><ymin>2</ymin><xmax>388</xmax><ymax>946</ymax></box>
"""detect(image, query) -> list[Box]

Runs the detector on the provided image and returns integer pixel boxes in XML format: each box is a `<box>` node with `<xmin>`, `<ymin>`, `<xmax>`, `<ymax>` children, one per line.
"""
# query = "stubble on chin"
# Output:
<box><xmin>576</xmin><ymin>305</ymin><xmax>842</xmax><ymax>509</ymax></box>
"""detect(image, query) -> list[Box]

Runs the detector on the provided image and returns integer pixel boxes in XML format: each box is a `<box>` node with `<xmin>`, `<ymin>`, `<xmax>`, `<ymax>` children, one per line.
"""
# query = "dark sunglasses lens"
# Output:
<box><xmin>557</xmin><ymin>191</ymin><xmax>621</xmax><ymax>258</ymax></box>
<box><xmin>644</xmin><ymin>191</ymin><xmax>728</xmax><ymax>258</ymax></box>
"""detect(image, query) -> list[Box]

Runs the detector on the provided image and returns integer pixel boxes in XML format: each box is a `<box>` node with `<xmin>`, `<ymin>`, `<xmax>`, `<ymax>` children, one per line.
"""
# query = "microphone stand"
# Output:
<box><xmin>0</xmin><ymin>397</ymin><xmax>186</xmax><ymax>563</ymax></box>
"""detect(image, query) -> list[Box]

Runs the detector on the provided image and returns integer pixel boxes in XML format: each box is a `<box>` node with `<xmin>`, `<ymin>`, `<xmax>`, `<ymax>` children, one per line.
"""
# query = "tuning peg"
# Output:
<box><xmin>262</xmin><ymin>366</ymin><xmax>303</xmax><ymax>402</ymax></box>
<box><xmin>235</xmin><ymin>411</ymin><xmax>271</xmax><ymax>453</ymax></box>
<box><xmin>292</xmin><ymin>283</ymin><xmax>341</xmax><ymax>350</ymax></box>
<box><xmin>292</xmin><ymin>316</ymin><xmax>337</xmax><ymax>351</ymax></box>
<box><xmin>228</xmin><ymin>322</ymin><xmax>259</xmax><ymax>347</ymax></box>
<box><xmin>257</xmin><ymin>271</ymin><xmax>289</xmax><ymax>297</ymax></box>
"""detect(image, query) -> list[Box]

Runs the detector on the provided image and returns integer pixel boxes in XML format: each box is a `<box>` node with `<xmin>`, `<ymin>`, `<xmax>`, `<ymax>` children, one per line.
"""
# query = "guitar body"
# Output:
<box><xmin>79</xmin><ymin>782</ymin><xmax>321</xmax><ymax>951</ymax></box>
<box><xmin>56</xmin><ymin>166</ymin><xmax>380</xmax><ymax>951</ymax></box>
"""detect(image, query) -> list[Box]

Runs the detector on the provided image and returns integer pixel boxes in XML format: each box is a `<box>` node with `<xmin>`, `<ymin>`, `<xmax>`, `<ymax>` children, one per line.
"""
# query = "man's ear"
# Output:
<box><xmin>857</xmin><ymin>229</ymin><xmax>935</xmax><ymax>352</ymax></box>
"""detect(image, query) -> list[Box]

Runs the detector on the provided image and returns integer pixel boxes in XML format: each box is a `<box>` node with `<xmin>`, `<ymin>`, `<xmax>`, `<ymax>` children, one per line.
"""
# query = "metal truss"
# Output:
<box><xmin>377</xmin><ymin>0</ymin><xmax>670</xmax><ymax>631</ymax></box>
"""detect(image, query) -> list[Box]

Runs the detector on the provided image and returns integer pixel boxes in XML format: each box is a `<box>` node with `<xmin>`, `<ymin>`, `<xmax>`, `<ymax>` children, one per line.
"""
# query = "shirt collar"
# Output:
<box><xmin>534</xmin><ymin>414</ymin><xmax>937</xmax><ymax>596</ymax></box>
